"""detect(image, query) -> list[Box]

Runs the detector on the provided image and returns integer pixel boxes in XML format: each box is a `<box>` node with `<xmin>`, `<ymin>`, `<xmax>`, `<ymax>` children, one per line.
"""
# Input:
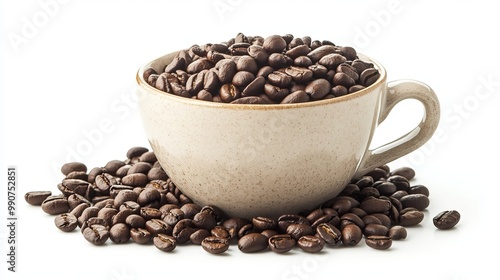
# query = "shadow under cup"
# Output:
<box><xmin>136</xmin><ymin>52</ymin><xmax>439</xmax><ymax>219</ymax></box>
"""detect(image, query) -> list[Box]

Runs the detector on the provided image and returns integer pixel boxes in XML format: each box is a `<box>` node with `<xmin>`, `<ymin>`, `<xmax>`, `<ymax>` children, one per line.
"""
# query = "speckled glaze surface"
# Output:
<box><xmin>136</xmin><ymin>52</ymin><xmax>440</xmax><ymax>219</ymax></box>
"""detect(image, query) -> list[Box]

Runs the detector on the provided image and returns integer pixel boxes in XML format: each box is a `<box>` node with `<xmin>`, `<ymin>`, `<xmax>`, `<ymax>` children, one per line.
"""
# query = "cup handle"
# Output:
<box><xmin>353</xmin><ymin>80</ymin><xmax>441</xmax><ymax>178</ymax></box>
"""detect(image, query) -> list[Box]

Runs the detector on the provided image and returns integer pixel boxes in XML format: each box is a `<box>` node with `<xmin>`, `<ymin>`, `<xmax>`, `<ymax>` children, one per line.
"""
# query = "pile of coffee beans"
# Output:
<box><xmin>142</xmin><ymin>33</ymin><xmax>381</xmax><ymax>104</ymax></box>
<box><xmin>25</xmin><ymin>146</ymin><xmax>459</xmax><ymax>254</ymax></box>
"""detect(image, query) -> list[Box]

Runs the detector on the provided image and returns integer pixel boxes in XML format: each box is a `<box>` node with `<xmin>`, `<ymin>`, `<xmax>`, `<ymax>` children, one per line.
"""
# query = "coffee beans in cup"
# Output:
<box><xmin>142</xmin><ymin>33</ymin><xmax>381</xmax><ymax>104</ymax></box>
<box><xmin>25</xmin><ymin>146</ymin><xmax>459</xmax><ymax>254</ymax></box>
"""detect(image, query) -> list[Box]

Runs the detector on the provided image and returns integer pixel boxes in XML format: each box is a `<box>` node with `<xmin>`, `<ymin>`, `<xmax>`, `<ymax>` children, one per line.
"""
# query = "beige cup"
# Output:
<box><xmin>136</xmin><ymin>51</ymin><xmax>440</xmax><ymax>219</ymax></box>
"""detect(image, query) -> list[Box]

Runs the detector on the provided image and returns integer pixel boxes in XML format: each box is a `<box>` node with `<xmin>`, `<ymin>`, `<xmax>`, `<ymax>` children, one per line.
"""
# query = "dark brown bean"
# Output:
<box><xmin>25</xmin><ymin>191</ymin><xmax>52</xmax><ymax>206</ymax></box>
<box><xmin>365</xmin><ymin>235</ymin><xmax>392</xmax><ymax>250</ymax></box>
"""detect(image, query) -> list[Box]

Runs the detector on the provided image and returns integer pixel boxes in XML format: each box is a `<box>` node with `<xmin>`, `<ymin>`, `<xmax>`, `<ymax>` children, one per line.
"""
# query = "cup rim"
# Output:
<box><xmin>136</xmin><ymin>51</ymin><xmax>387</xmax><ymax>110</ymax></box>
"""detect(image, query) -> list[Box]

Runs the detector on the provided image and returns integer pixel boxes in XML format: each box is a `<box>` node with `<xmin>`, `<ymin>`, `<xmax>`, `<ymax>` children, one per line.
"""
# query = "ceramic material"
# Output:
<box><xmin>136</xmin><ymin>52</ymin><xmax>440</xmax><ymax>219</ymax></box>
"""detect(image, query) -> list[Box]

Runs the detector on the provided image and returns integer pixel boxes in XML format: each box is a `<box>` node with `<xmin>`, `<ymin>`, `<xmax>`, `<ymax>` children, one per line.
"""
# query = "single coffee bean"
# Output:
<box><xmin>261</xmin><ymin>229</ymin><xmax>279</xmax><ymax>239</ymax></box>
<box><xmin>120</xmin><ymin>201</ymin><xmax>141</xmax><ymax>214</ymax></box>
<box><xmin>341</xmin><ymin>224</ymin><xmax>362</xmax><ymax>246</ymax></box>
<box><xmin>125</xmin><ymin>214</ymin><xmax>146</xmax><ymax>228</ymax></box>
<box><xmin>340</xmin><ymin>213</ymin><xmax>365</xmax><ymax>229</ymax></box>
<box><xmin>360</xmin><ymin>197</ymin><xmax>392</xmax><ymax>214</ymax></box>
<box><xmin>113</xmin><ymin>190</ymin><xmax>139</xmax><ymax>209</ymax></box>
<box><xmin>41</xmin><ymin>196</ymin><xmax>70</xmax><ymax>215</ymax></box>
<box><xmin>140</xmin><ymin>207</ymin><xmax>162</xmax><ymax>220</ymax></box>
<box><xmin>109</xmin><ymin>223</ymin><xmax>131</xmax><ymax>243</ymax></box>
<box><xmin>153</xmin><ymin>234</ymin><xmax>177</xmax><ymax>252</ymax></box>
<box><xmin>316</xmin><ymin>223</ymin><xmax>342</xmax><ymax>246</ymax></box>
<box><xmin>190</xmin><ymin>229</ymin><xmax>211</xmax><ymax>245</ymax></box>
<box><xmin>230</xmin><ymin>96</ymin><xmax>268</xmax><ymax>104</ymax></box>
<box><xmin>54</xmin><ymin>213</ymin><xmax>78</xmax><ymax>232</ymax></box>
<box><xmin>297</xmin><ymin>235</ymin><xmax>325</xmax><ymax>253</ymax></box>
<box><xmin>286</xmin><ymin>223</ymin><xmax>314</xmax><ymax>241</ymax></box>
<box><xmin>180</xmin><ymin>203</ymin><xmax>202</xmax><ymax>219</ymax></box>
<box><xmin>137</xmin><ymin>188</ymin><xmax>161</xmax><ymax>206</ymax></box>
<box><xmin>409</xmin><ymin>185</ymin><xmax>430</xmax><ymax>197</ymax></box>
<box><xmin>201</xmin><ymin>236</ymin><xmax>230</xmax><ymax>254</ymax></box>
<box><xmin>145</xmin><ymin>219</ymin><xmax>172</xmax><ymax>236</ymax></box>
<box><xmin>147</xmin><ymin>168</ymin><xmax>168</xmax><ymax>181</ymax></box>
<box><xmin>130</xmin><ymin>228</ymin><xmax>151</xmax><ymax>244</ymax></box>
<box><xmin>97</xmin><ymin>207</ymin><xmax>118</xmax><ymax>227</ymax></box>
<box><xmin>232</xmin><ymin>71</ymin><xmax>255</xmax><ymax>87</ymax></box>
<box><xmin>82</xmin><ymin>224</ymin><xmax>109</xmax><ymax>245</ymax></box>
<box><xmin>307</xmin><ymin>45</ymin><xmax>337</xmax><ymax>63</ymax></box>
<box><xmin>70</xmin><ymin>203</ymin><xmax>89</xmax><ymax>218</ymax></box>
<box><xmin>365</xmin><ymin>235</ymin><xmax>392</xmax><ymax>250</ymax></box>
<box><xmin>104</xmin><ymin>160</ymin><xmax>126</xmax><ymax>176</ymax></box>
<box><xmin>318</xmin><ymin>53</ymin><xmax>346</xmax><ymax>70</ymax></box>
<box><xmin>400</xmin><ymin>194</ymin><xmax>430</xmax><ymax>211</ymax></box>
<box><xmin>252</xmin><ymin>216</ymin><xmax>277</xmax><ymax>231</ymax></box>
<box><xmin>163</xmin><ymin>208</ymin><xmax>184</xmax><ymax>226</ymax></box>
<box><xmin>363</xmin><ymin>224</ymin><xmax>389</xmax><ymax>237</ymax></box>
<box><xmin>219</xmin><ymin>83</ymin><xmax>241</xmax><ymax>102</ymax></box>
<box><xmin>285</xmin><ymin>66</ymin><xmax>314</xmax><ymax>84</ymax></box>
<box><xmin>263</xmin><ymin>34</ymin><xmax>287</xmax><ymax>53</ymax></box>
<box><xmin>277</xmin><ymin>214</ymin><xmax>310</xmax><ymax>232</ymax></box>
<box><xmin>25</xmin><ymin>191</ymin><xmax>52</xmax><ymax>206</ymax></box>
<box><xmin>236</xmin><ymin>55</ymin><xmax>258</xmax><ymax>74</ymax></box>
<box><xmin>387</xmin><ymin>175</ymin><xmax>410</xmax><ymax>191</ymax></box>
<box><xmin>311</xmin><ymin>214</ymin><xmax>340</xmax><ymax>228</ymax></box>
<box><xmin>286</xmin><ymin>45</ymin><xmax>310</xmax><ymax>59</ymax></box>
<box><xmin>268</xmin><ymin>71</ymin><xmax>293</xmax><ymax>88</ymax></box>
<box><xmin>172</xmin><ymin>218</ymin><xmax>196</xmax><ymax>244</ymax></box>
<box><xmin>193</xmin><ymin>211</ymin><xmax>217</xmax><ymax>230</ymax></box>
<box><xmin>77</xmin><ymin>206</ymin><xmax>100</xmax><ymax>227</ymax></box>
<box><xmin>433</xmin><ymin>210</ymin><xmax>460</xmax><ymax>229</ymax></box>
<box><xmin>238</xmin><ymin>233</ymin><xmax>268</xmax><ymax>253</ymax></box>
<box><xmin>121</xmin><ymin>173</ymin><xmax>148</xmax><ymax>187</ymax></box>
<box><xmin>390</xmin><ymin>167</ymin><xmax>416</xmax><ymax>180</ymax></box>
<box><xmin>375</xmin><ymin>182</ymin><xmax>397</xmax><ymax>196</ymax></box>
<box><xmin>61</xmin><ymin>162</ymin><xmax>87</xmax><ymax>176</ymax></box>
<box><xmin>237</xmin><ymin>223</ymin><xmax>255</xmax><ymax>238</ymax></box>
<box><xmin>304</xmin><ymin>78</ymin><xmax>331</xmax><ymax>99</ymax></box>
<box><xmin>268</xmin><ymin>53</ymin><xmax>291</xmax><ymax>69</ymax></box>
<box><xmin>399</xmin><ymin>209</ymin><xmax>424</xmax><ymax>226</ymax></box>
<box><xmin>61</xmin><ymin>179</ymin><xmax>91</xmax><ymax>196</ymax></box>
<box><xmin>264</xmin><ymin>83</ymin><xmax>289</xmax><ymax>101</ymax></box>
<box><xmin>388</xmin><ymin>225</ymin><xmax>407</xmax><ymax>240</ymax></box>
<box><xmin>268</xmin><ymin>234</ymin><xmax>295</xmax><ymax>253</ymax></box>
<box><xmin>65</xmin><ymin>171</ymin><xmax>88</xmax><ymax>181</ymax></box>
<box><xmin>293</xmin><ymin>56</ymin><xmax>313</xmax><ymax>67</ymax></box>
<box><xmin>241</xmin><ymin>76</ymin><xmax>265</xmax><ymax>97</ymax></box>
<box><xmin>247</xmin><ymin>45</ymin><xmax>269</xmax><ymax>65</ymax></box>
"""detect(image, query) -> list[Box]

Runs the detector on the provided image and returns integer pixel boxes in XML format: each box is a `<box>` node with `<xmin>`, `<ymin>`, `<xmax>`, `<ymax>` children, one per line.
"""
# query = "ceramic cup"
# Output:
<box><xmin>136</xmin><ymin>51</ymin><xmax>440</xmax><ymax>219</ymax></box>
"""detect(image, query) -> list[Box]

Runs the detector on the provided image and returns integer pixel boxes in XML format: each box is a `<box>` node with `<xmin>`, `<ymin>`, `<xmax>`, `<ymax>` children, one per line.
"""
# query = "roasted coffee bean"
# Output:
<box><xmin>172</xmin><ymin>219</ymin><xmax>196</xmax><ymax>244</ymax></box>
<box><xmin>70</xmin><ymin>203</ymin><xmax>89</xmax><ymax>218</ymax></box>
<box><xmin>264</xmin><ymin>83</ymin><xmax>289</xmax><ymax>101</ymax></box>
<box><xmin>120</xmin><ymin>201</ymin><xmax>141</xmax><ymax>214</ymax></box>
<box><xmin>180</xmin><ymin>203</ymin><xmax>201</xmax><ymax>219</ymax></box>
<box><xmin>311</xmin><ymin>214</ymin><xmax>340</xmax><ymax>228</ymax></box>
<box><xmin>193</xmin><ymin>211</ymin><xmax>217</xmax><ymax>230</ymax></box>
<box><xmin>65</xmin><ymin>171</ymin><xmax>88</xmax><ymax>181</ymax></box>
<box><xmin>278</xmin><ymin>214</ymin><xmax>310</xmax><ymax>232</ymax></box>
<box><xmin>130</xmin><ymin>228</ymin><xmax>151</xmax><ymax>244</ymax></box>
<box><xmin>147</xmin><ymin>168</ymin><xmax>168</xmax><ymax>181</ymax></box>
<box><xmin>263</xmin><ymin>35</ymin><xmax>287</xmax><ymax>53</ymax></box>
<box><xmin>360</xmin><ymin>68</ymin><xmax>380</xmax><ymax>86</ymax></box>
<box><xmin>297</xmin><ymin>235</ymin><xmax>325</xmax><ymax>253</ymax></box>
<box><xmin>61</xmin><ymin>162</ymin><xmax>87</xmax><ymax>175</ymax></box>
<box><xmin>388</xmin><ymin>225</ymin><xmax>407</xmax><ymax>240</ymax></box>
<box><xmin>247</xmin><ymin>45</ymin><xmax>269</xmax><ymax>65</ymax></box>
<box><xmin>390</xmin><ymin>167</ymin><xmax>415</xmax><ymax>180</ymax></box>
<box><xmin>268</xmin><ymin>234</ymin><xmax>295</xmax><ymax>253</ymax></box>
<box><xmin>201</xmin><ymin>236</ymin><xmax>230</xmax><ymax>254</ymax></box>
<box><xmin>146</xmin><ymin>219</ymin><xmax>172</xmax><ymax>236</ymax></box>
<box><xmin>232</xmin><ymin>71</ymin><xmax>255</xmax><ymax>87</ymax></box>
<box><xmin>285</xmin><ymin>66</ymin><xmax>313</xmax><ymax>84</ymax></box>
<box><xmin>109</xmin><ymin>223</ymin><xmax>130</xmax><ymax>243</ymax></box>
<box><xmin>319</xmin><ymin>53</ymin><xmax>346</xmax><ymax>70</ymax></box>
<box><xmin>41</xmin><ymin>196</ymin><xmax>70</xmax><ymax>215</ymax></box>
<box><xmin>363</xmin><ymin>224</ymin><xmax>389</xmax><ymax>237</ymax></box>
<box><xmin>400</xmin><ymin>194</ymin><xmax>430</xmax><ymax>211</ymax></box>
<box><xmin>286</xmin><ymin>223</ymin><xmax>314</xmax><ymax>241</ymax></box>
<box><xmin>409</xmin><ymin>185</ymin><xmax>430</xmax><ymax>197</ymax></box>
<box><xmin>241</xmin><ymin>76</ymin><xmax>265</xmax><ymax>97</ymax></box>
<box><xmin>399</xmin><ymin>209</ymin><xmax>424</xmax><ymax>226</ymax></box>
<box><xmin>236</xmin><ymin>55</ymin><xmax>258</xmax><ymax>74</ymax></box>
<box><xmin>137</xmin><ymin>188</ymin><xmax>161</xmax><ymax>206</ymax></box>
<box><xmin>365</xmin><ymin>235</ymin><xmax>392</xmax><ymax>250</ymax></box>
<box><xmin>391</xmin><ymin>190</ymin><xmax>409</xmax><ymax>200</ymax></box>
<box><xmin>113</xmin><ymin>190</ymin><xmax>139</xmax><ymax>208</ymax></box>
<box><xmin>268</xmin><ymin>71</ymin><xmax>293</xmax><ymax>88</ymax></box>
<box><xmin>340</xmin><ymin>213</ymin><xmax>365</xmax><ymax>229</ymax></box>
<box><xmin>127</xmin><ymin>162</ymin><xmax>152</xmax><ymax>175</ymax></box>
<box><xmin>121</xmin><ymin>173</ymin><xmax>148</xmax><ymax>187</ymax></box>
<box><xmin>153</xmin><ymin>234</ymin><xmax>177</xmax><ymax>252</ymax></box>
<box><xmin>307</xmin><ymin>45</ymin><xmax>337</xmax><ymax>63</ymax></box>
<box><xmin>341</xmin><ymin>224</ymin><xmax>363</xmax><ymax>246</ymax></box>
<box><xmin>375</xmin><ymin>182</ymin><xmax>397</xmax><ymax>196</ymax></box>
<box><xmin>54</xmin><ymin>213</ymin><xmax>78</xmax><ymax>232</ymax></box>
<box><xmin>87</xmin><ymin>167</ymin><xmax>107</xmax><ymax>184</ymax></box>
<box><xmin>230</xmin><ymin>96</ymin><xmax>268</xmax><ymax>104</ymax></box>
<box><xmin>238</xmin><ymin>233</ymin><xmax>268</xmax><ymax>253</ymax></box>
<box><xmin>125</xmin><ymin>214</ymin><xmax>146</xmax><ymax>228</ymax></box>
<box><xmin>190</xmin><ymin>229</ymin><xmax>212</xmax><ymax>245</ymax></box>
<box><xmin>293</xmin><ymin>56</ymin><xmax>313</xmax><ymax>67</ymax></box>
<box><xmin>95</xmin><ymin>174</ymin><xmax>117</xmax><ymax>193</ymax></box>
<box><xmin>360</xmin><ymin>197</ymin><xmax>392</xmax><ymax>214</ymax></box>
<box><xmin>387</xmin><ymin>175</ymin><xmax>410</xmax><ymax>191</ymax></box>
<box><xmin>286</xmin><ymin>44</ymin><xmax>310</xmax><ymax>59</ymax></box>
<box><xmin>316</xmin><ymin>223</ymin><xmax>342</xmax><ymax>245</ymax></box>
<box><xmin>268</xmin><ymin>53</ymin><xmax>291</xmax><ymax>69</ymax></box>
<box><xmin>250</xmin><ymin>216</ymin><xmax>275</xmax><ymax>231</ymax></box>
<box><xmin>140</xmin><ymin>207</ymin><xmax>162</xmax><ymax>220</ymax></box>
<box><xmin>433</xmin><ymin>210</ymin><xmax>460</xmax><ymax>229</ymax></box>
<box><xmin>25</xmin><ymin>191</ymin><xmax>52</xmax><ymax>206</ymax></box>
<box><xmin>104</xmin><ymin>160</ymin><xmax>126</xmax><ymax>176</ymax></box>
<box><xmin>261</xmin><ymin>229</ymin><xmax>279</xmax><ymax>239</ymax></box>
<box><xmin>83</xmin><ymin>224</ymin><xmax>109</xmax><ymax>245</ymax></box>
<box><xmin>97</xmin><ymin>207</ymin><xmax>118</xmax><ymax>227</ymax></box>
<box><xmin>237</xmin><ymin>223</ymin><xmax>255</xmax><ymax>238</ymax></box>
<box><xmin>115</xmin><ymin>165</ymin><xmax>131</xmax><ymax>177</ymax></box>
<box><xmin>163</xmin><ymin>208</ymin><xmax>184</xmax><ymax>226</ymax></box>
<box><xmin>305</xmin><ymin>78</ymin><xmax>331</xmax><ymax>99</ymax></box>
<box><xmin>78</xmin><ymin>206</ymin><xmax>100</xmax><ymax>227</ymax></box>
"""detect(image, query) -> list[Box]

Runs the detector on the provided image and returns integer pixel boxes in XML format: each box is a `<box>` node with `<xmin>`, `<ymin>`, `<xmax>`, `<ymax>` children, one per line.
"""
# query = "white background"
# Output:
<box><xmin>1</xmin><ymin>0</ymin><xmax>499</xmax><ymax>279</ymax></box>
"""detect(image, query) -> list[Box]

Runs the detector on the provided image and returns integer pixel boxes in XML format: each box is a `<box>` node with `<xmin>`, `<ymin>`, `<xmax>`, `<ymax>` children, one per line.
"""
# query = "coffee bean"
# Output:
<box><xmin>120</xmin><ymin>201</ymin><xmax>141</xmax><ymax>214</ymax></box>
<box><xmin>232</xmin><ymin>71</ymin><xmax>255</xmax><ymax>87</ymax></box>
<box><xmin>41</xmin><ymin>196</ymin><xmax>70</xmax><ymax>215</ymax></box>
<box><xmin>130</xmin><ymin>228</ymin><xmax>151</xmax><ymax>244</ymax></box>
<box><xmin>113</xmin><ymin>190</ymin><xmax>139</xmax><ymax>208</ymax></box>
<box><xmin>125</xmin><ymin>214</ymin><xmax>146</xmax><ymax>228</ymax></box>
<box><xmin>241</xmin><ymin>76</ymin><xmax>265</xmax><ymax>97</ymax></box>
<box><xmin>365</xmin><ymin>235</ymin><xmax>392</xmax><ymax>250</ymax></box>
<box><xmin>121</xmin><ymin>173</ymin><xmax>148</xmax><ymax>187</ymax></box>
<box><xmin>286</xmin><ymin>223</ymin><xmax>314</xmax><ymax>241</ymax></box>
<box><xmin>223</xmin><ymin>217</ymin><xmax>251</xmax><ymax>239</ymax></box>
<box><xmin>172</xmin><ymin>219</ymin><xmax>196</xmax><ymax>244</ymax></box>
<box><xmin>341</xmin><ymin>224</ymin><xmax>362</xmax><ymax>246</ymax></box>
<box><xmin>153</xmin><ymin>234</ymin><xmax>177</xmax><ymax>252</ymax></box>
<box><xmin>409</xmin><ymin>185</ymin><xmax>430</xmax><ymax>197</ymax></box>
<box><xmin>400</xmin><ymin>194</ymin><xmax>430</xmax><ymax>211</ymax></box>
<box><xmin>268</xmin><ymin>53</ymin><xmax>291</xmax><ymax>69</ymax></box>
<box><xmin>360</xmin><ymin>197</ymin><xmax>391</xmax><ymax>214</ymax></box>
<box><xmin>388</xmin><ymin>225</ymin><xmax>407</xmax><ymax>240</ymax></box>
<box><xmin>104</xmin><ymin>160</ymin><xmax>126</xmax><ymax>176</ymax></box>
<box><xmin>390</xmin><ymin>167</ymin><xmax>415</xmax><ymax>180</ymax></box>
<box><xmin>286</xmin><ymin>45</ymin><xmax>310</xmax><ymax>59</ymax></box>
<box><xmin>433</xmin><ymin>210</ymin><xmax>460</xmax><ymax>229</ymax></box>
<box><xmin>399</xmin><ymin>209</ymin><xmax>424</xmax><ymax>226</ymax></box>
<box><xmin>61</xmin><ymin>162</ymin><xmax>87</xmax><ymax>176</ymax></box>
<box><xmin>252</xmin><ymin>216</ymin><xmax>277</xmax><ymax>231</ymax></box>
<box><xmin>230</xmin><ymin>96</ymin><xmax>269</xmax><ymax>104</ymax></box>
<box><xmin>146</xmin><ymin>219</ymin><xmax>172</xmax><ymax>236</ymax></box>
<box><xmin>278</xmin><ymin>214</ymin><xmax>310</xmax><ymax>232</ymax></box>
<box><xmin>25</xmin><ymin>191</ymin><xmax>52</xmax><ymax>206</ymax></box>
<box><xmin>238</xmin><ymin>233</ymin><xmax>268</xmax><ymax>253</ymax></box>
<box><xmin>163</xmin><ymin>208</ymin><xmax>184</xmax><ymax>226</ymax></box>
<box><xmin>285</xmin><ymin>66</ymin><xmax>313</xmax><ymax>84</ymax></box>
<box><xmin>97</xmin><ymin>207</ymin><xmax>118</xmax><ymax>227</ymax></box>
<box><xmin>305</xmin><ymin>78</ymin><xmax>331</xmax><ymax>99</ymax></box>
<box><xmin>297</xmin><ymin>235</ymin><xmax>325</xmax><ymax>253</ymax></box>
<box><xmin>83</xmin><ymin>224</ymin><xmax>109</xmax><ymax>245</ymax></box>
<box><xmin>268</xmin><ymin>71</ymin><xmax>293</xmax><ymax>88</ymax></box>
<box><xmin>363</xmin><ymin>224</ymin><xmax>389</xmax><ymax>237</ymax></box>
<box><xmin>147</xmin><ymin>168</ymin><xmax>168</xmax><ymax>181</ymax></box>
<box><xmin>387</xmin><ymin>175</ymin><xmax>410</xmax><ymax>191</ymax></box>
<box><xmin>236</xmin><ymin>55</ymin><xmax>258</xmax><ymax>74</ymax></box>
<box><xmin>140</xmin><ymin>207</ymin><xmax>162</xmax><ymax>220</ymax></box>
<box><xmin>318</xmin><ymin>53</ymin><xmax>346</xmax><ymax>70</ymax></box>
<box><xmin>137</xmin><ymin>188</ymin><xmax>161</xmax><ymax>206</ymax></box>
<box><xmin>264</xmin><ymin>83</ymin><xmax>289</xmax><ymax>101</ymax></box>
<box><xmin>316</xmin><ymin>223</ymin><xmax>342</xmax><ymax>246</ymax></box>
<box><xmin>193</xmin><ymin>211</ymin><xmax>217</xmax><ymax>230</ymax></box>
<box><xmin>307</xmin><ymin>45</ymin><xmax>337</xmax><ymax>63</ymax></box>
<box><xmin>263</xmin><ymin>35</ymin><xmax>287</xmax><ymax>53</ymax></box>
<box><xmin>220</xmin><ymin>83</ymin><xmax>241</xmax><ymax>102</ymax></box>
<box><xmin>201</xmin><ymin>236</ymin><xmax>230</xmax><ymax>254</ymax></box>
<box><xmin>78</xmin><ymin>206</ymin><xmax>100</xmax><ymax>227</ymax></box>
<box><xmin>190</xmin><ymin>229</ymin><xmax>211</xmax><ymax>245</ymax></box>
<box><xmin>109</xmin><ymin>223</ymin><xmax>130</xmax><ymax>243</ymax></box>
<box><xmin>375</xmin><ymin>182</ymin><xmax>397</xmax><ymax>196</ymax></box>
<box><xmin>268</xmin><ymin>234</ymin><xmax>295</xmax><ymax>253</ymax></box>
<box><xmin>54</xmin><ymin>213</ymin><xmax>78</xmax><ymax>232</ymax></box>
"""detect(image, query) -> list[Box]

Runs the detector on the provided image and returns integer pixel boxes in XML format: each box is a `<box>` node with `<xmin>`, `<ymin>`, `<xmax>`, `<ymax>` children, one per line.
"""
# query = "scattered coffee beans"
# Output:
<box><xmin>143</xmin><ymin>33</ymin><xmax>381</xmax><ymax>104</ymax></box>
<box><xmin>26</xmin><ymin>146</ymin><xmax>459</xmax><ymax>254</ymax></box>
